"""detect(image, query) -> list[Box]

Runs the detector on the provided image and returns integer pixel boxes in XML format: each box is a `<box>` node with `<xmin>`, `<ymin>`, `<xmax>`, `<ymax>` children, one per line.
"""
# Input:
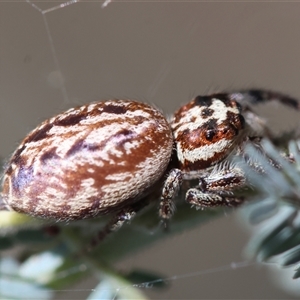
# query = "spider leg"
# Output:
<box><xmin>186</xmin><ymin>189</ymin><xmax>244</xmax><ymax>208</ymax></box>
<box><xmin>229</xmin><ymin>89</ymin><xmax>300</xmax><ymax>142</ymax></box>
<box><xmin>231</xmin><ymin>89</ymin><xmax>300</xmax><ymax>110</ymax></box>
<box><xmin>159</xmin><ymin>168</ymin><xmax>183</xmax><ymax>225</ymax></box>
<box><xmin>186</xmin><ymin>163</ymin><xmax>246</xmax><ymax>208</ymax></box>
<box><xmin>88</xmin><ymin>196</ymin><xmax>151</xmax><ymax>250</ymax></box>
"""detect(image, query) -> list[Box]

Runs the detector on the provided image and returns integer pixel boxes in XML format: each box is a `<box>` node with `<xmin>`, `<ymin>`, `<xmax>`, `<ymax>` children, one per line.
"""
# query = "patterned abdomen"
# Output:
<box><xmin>1</xmin><ymin>100</ymin><xmax>173</xmax><ymax>221</ymax></box>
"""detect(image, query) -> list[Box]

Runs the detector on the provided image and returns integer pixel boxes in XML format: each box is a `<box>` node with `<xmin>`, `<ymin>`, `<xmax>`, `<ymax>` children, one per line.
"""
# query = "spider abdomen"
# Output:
<box><xmin>1</xmin><ymin>100</ymin><xmax>173</xmax><ymax>221</ymax></box>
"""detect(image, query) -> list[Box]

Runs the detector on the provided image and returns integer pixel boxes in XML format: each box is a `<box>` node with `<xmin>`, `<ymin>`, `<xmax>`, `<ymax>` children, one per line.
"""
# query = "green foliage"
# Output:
<box><xmin>239</xmin><ymin>139</ymin><xmax>300</xmax><ymax>279</ymax></box>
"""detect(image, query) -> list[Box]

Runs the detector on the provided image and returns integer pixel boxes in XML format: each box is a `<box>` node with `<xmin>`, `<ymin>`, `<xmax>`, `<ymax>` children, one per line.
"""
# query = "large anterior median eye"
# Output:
<box><xmin>205</xmin><ymin>129</ymin><xmax>216</xmax><ymax>141</ymax></box>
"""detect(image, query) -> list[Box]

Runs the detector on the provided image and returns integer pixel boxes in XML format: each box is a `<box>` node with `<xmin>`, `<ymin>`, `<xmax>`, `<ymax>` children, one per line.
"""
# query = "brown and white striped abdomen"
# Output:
<box><xmin>1</xmin><ymin>100</ymin><xmax>173</xmax><ymax>221</ymax></box>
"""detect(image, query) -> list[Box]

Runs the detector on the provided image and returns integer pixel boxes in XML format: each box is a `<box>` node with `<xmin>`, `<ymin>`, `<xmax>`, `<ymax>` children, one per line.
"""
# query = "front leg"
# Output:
<box><xmin>159</xmin><ymin>168</ymin><xmax>183</xmax><ymax>222</ymax></box>
<box><xmin>186</xmin><ymin>164</ymin><xmax>246</xmax><ymax>208</ymax></box>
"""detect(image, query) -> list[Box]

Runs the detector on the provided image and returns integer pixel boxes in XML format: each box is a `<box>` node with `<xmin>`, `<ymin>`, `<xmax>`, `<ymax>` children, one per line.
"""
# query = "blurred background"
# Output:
<box><xmin>1</xmin><ymin>1</ymin><xmax>300</xmax><ymax>299</ymax></box>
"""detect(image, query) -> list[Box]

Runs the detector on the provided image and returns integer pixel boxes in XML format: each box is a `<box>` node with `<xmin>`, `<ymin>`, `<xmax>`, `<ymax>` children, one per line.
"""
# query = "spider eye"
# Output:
<box><xmin>205</xmin><ymin>129</ymin><xmax>215</xmax><ymax>141</ymax></box>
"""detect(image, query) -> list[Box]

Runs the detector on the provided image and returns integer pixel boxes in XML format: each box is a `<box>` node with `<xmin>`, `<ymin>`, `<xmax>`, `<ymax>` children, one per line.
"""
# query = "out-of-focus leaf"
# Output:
<box><xmin>278</xmin><ymin>244</ymin><xmax>300</xmax><ymax>267</ymax></box>
<box><xmin>0</xmin><ymin>257</ymin><xmax>53</xmax><ymax>299</ymax></box>
<box><xmin>245</xmin><ymin>205</ymin><xmax>297</xmax><ymax>260</ymax></box>
<box><xmin>18</xmin><ymin>244</ymin><xmax>88</xmax><ymax>290</ymax></box>
<box><xmin>14</xmin><ymin>228</ymin><xmax>55</xmax><ymax>245</ymax></box>
<box><xmin>293</xmin><ymin>266</ymin><xmax>300</xmax><ymax>279</ymax></box>
<box><xmin>0</xmin><ymin>236</ymin><xmax>14</xmax><ymax>250</ymax></box>
<box><xmin>240</xmin><ymin>139</ymin><xmax>300</xmax><ymax>281</ymax></box>
<box><xmin>46</xmin><ymin>255</ymin><xmax>90</xmax><ymax>289</ymax></box>
<box><xmin>255</xmin><ymin>226</ymin><xmax>300</xmax><ymax>262</ymax></box>
<box><xmin>0</xmin><ymin>211</ymin><xmax>38</xmax><ymax>228</ymax></box>
<box><xmin>19</xmin><ymin>249</ymin><xmax>65</xmax><ymax>283</ymax></box>
<box><xmin>0</xmin><ymin>257</ymin><xmax>19</xmax><ymax>275</ymax></box>
<box><xmin>240</xmin><ymin>198</ymin><xmax>278</xmax><ymax>225</ymax></box>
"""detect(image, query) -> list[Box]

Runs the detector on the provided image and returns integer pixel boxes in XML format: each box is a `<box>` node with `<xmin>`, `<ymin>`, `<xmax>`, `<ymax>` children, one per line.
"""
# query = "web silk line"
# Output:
<box><xmin>26</xmin><ymin>0</ymin><xmax>113</xmax><ymax>14</ymax></box>
<box><xmin>25</xmin><ymin>0</ymin><xmax>72</xmax><ymax>104</ymax></box>
<box><xmin>26</xmin><ymin>0</ymin><xmax>80</xmax><ymax>15</ymax></box>
<box><xmin>50</xmin><ymin>260</ymin><xmax>254</xmax><ymax>294</ymax></box>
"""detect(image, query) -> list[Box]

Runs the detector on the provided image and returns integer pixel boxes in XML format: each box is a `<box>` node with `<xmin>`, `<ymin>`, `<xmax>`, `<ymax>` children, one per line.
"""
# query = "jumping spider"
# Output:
<box><xmin>1</xmin><ymin>89</ymin><xmax>299</xmax><ymax>245</ymax></box>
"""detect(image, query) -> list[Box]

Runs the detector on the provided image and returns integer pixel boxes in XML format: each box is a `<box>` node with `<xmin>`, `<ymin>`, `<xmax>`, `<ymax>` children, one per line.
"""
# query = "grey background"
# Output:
<box><xmin>1</xmin><ymin>2</ymin><xmax>300</xmax><ymax>299</ymax></box>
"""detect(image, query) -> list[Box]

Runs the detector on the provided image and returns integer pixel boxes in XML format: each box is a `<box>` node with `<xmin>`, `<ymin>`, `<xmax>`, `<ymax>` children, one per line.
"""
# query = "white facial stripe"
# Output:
<box><xmin>177</xmin><ymin>138</ymin><xmax>230</xmax><ymax>164</ymax></box>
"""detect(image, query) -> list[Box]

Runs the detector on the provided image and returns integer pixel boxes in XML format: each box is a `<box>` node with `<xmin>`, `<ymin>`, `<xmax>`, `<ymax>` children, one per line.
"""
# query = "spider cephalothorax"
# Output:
<box><xmin>172</xmin><ymin>94</ymin><xmax>245</xmax><ymax>173</ymax></box>
<box><xmin>159</xmin><ymin>90</ymin><xmax>300</xmax><ymax>219</ymax></box>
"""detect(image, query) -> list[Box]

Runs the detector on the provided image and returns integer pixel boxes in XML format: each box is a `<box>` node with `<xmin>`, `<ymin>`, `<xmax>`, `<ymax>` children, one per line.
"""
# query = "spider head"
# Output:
<box><xmin>171</xmin><ymin>94</ymin><xmax>245</xmax><ymax>173</ymax></box>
